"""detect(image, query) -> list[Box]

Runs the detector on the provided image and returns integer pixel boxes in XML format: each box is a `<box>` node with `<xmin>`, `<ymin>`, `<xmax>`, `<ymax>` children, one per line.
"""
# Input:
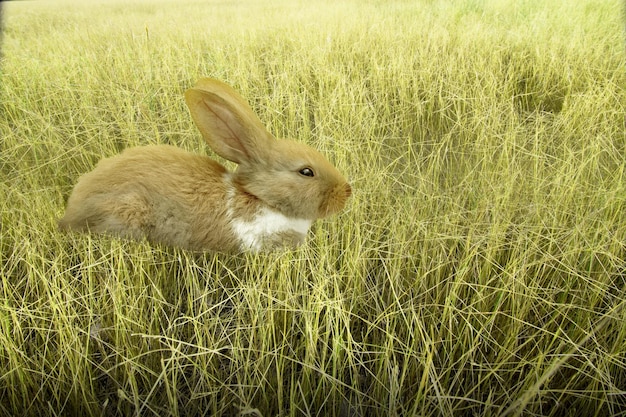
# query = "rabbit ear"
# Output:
<box><xmin>184</xmin><ymin>79</ymin><xmax>274</xmax><ymax>164</ymax></box>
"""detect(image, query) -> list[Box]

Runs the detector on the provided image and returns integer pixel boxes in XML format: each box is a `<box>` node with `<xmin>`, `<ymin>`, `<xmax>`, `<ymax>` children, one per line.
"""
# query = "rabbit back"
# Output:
<box><xmin>59</xmin><ymin>145</ymin><xmax>237</xmax><ymax>250</ymax></box>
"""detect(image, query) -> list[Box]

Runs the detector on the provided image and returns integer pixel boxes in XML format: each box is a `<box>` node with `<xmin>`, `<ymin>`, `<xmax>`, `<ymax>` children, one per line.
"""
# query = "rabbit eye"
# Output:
<box><xmin>299</xmin><ymin>167</ymin><xmax>315</xmax><ymax>177</ymax></box>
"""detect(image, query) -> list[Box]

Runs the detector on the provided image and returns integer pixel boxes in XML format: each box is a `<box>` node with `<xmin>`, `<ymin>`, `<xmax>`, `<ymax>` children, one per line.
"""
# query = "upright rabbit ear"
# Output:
<box><xmin>184</xmin><ymin>78</ymin><xmax>274</xmax><ymax>164</ymax></box>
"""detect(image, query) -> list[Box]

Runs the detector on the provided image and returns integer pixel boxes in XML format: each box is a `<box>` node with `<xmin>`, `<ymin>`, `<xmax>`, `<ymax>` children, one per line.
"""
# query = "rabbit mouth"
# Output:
<box><xmin>320</xmin><ymin>182</ymin><xmax>352</xmax><ymax>217</ymax></box>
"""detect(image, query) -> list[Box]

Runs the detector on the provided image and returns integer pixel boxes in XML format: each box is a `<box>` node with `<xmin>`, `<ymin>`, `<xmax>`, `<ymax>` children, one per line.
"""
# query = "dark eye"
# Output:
<box><xmin>299</xmin><ymin>167</ymin><xmax>315</xmax><ymax>177</ymax></box>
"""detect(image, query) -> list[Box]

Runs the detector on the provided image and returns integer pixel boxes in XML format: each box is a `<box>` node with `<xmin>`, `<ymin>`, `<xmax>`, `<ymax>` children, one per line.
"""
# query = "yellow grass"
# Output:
<box><xmin>1</xmin><ymin>0</ymin><xmax>625</xmax><ymax>416</ymax></box>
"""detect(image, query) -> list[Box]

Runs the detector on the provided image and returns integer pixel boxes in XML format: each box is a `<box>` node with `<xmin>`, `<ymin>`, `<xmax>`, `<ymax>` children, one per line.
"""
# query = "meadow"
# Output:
<box><xmin>1</xmin><ymin>0</ymin><xmax>626</xmax><ymax>416</ymax></box>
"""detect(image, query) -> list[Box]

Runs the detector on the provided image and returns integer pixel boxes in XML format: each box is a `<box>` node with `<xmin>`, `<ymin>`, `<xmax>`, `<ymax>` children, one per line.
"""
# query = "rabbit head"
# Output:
<box><xmin>184</xmin><ymin>79</ymin><xmax>352</xmax><ymax>223</ymax></box>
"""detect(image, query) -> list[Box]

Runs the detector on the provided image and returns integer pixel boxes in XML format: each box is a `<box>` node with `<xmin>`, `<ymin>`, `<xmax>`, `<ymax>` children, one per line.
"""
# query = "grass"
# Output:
<box><xmin>1</xmin><ymin>0</ymin><xmax>626</xmax><ymax>415</ymax></box>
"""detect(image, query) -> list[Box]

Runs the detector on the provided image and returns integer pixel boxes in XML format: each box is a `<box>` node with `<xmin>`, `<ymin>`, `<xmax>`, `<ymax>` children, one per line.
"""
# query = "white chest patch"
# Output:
<box><xmin>230</xmin><ymin>207</ymin><xmax>312</xmax><ymax>251</ymax></box>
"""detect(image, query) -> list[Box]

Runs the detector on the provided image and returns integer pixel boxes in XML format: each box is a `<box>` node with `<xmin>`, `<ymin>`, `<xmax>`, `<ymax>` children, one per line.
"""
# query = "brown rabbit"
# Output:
<box><xmin>58</xmin><ymin>78</ymin><xmax>351</xmax><ymax>252</ymax></box>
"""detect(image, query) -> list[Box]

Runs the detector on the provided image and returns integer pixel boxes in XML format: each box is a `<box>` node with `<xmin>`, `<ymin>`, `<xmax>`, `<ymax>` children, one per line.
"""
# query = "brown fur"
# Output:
<box><xmin>59</xmin><ymin>145</ymin><xmax>238</xmax><ymax>251</ymax></box>
<box><xmin>59</xmin><ymin>78</ymin><xmax>351</xmax><ymax>251</ymax></box>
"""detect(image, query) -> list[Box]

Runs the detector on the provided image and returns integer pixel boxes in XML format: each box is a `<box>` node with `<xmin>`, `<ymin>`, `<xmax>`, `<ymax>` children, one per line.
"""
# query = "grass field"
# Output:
<box><xmin>1</xmin><ymin>0</ymin><xmax>626</xmax><ymax>416</ymax></box>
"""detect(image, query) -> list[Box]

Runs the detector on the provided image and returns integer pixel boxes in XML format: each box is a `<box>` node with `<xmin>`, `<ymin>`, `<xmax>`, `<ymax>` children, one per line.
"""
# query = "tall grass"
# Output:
<box><xmin>1</xmin><ymin>0</ymin><xmax>625</xmax><ymax>415</ymax></box>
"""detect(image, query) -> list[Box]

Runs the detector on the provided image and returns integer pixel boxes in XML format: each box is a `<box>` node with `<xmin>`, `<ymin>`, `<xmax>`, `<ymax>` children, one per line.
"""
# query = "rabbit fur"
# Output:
<box><xmin>58</xmin><ymin>78</ymin><xmax>351</xmax><ymax>252</ymax></box>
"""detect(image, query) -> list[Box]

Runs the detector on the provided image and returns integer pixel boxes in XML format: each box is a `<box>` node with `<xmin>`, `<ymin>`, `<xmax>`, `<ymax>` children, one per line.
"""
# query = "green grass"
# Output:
<box><xmin>1</xmin><ymin>0</ymin><xmax>626</xmax><ymax>415</ymax></box>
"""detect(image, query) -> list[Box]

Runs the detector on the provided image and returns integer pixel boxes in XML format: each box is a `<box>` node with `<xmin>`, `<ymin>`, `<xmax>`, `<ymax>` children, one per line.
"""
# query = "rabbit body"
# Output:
<box><xmin>59</xmin><ymin>79</ymin><xmax>351</xmax><ymax>251</ymax></box>
<box><xmin>59</xmin><ymin>144</ymin><xmax>240</xmax><ymax>251</ymax></box>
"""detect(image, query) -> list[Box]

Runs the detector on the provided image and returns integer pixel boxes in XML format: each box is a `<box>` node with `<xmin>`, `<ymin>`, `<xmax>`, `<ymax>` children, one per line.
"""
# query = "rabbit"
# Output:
<box><xmin>58</xmin><ymin>78</ymin><xmax>352</xmax><ymax>252</ymax></box>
